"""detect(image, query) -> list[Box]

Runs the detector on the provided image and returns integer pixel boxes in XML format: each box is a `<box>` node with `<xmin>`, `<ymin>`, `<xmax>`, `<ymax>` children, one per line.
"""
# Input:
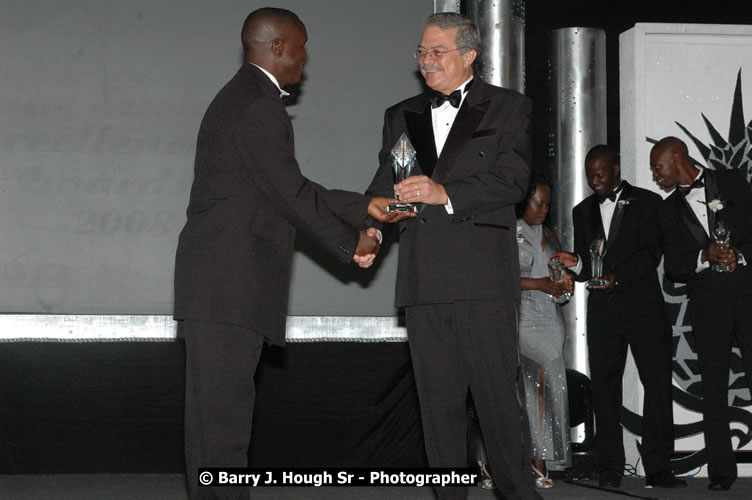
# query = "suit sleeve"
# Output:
<box><xmin>315</xmin><ymin>185</ymin><xmax>371</xmax><ymax>229</ymax></box>
<box><xmin>725</xmin><ymin>172</ymin><xmax>752</xmax><ymax>260</ymax></box>
<box><xmin>235</xmin><ymin>96</ymin><xmax>360</xmax><ymax>263</ymax></box>
<box><xmin>442</xmin><ymin>95</ymin><xmax>532</xmax><ymax>217</ymax></box>
<box><xmin>364</xmin><ymin>108</ymin><xmax>401</xmax><ymax>236</ymax></box>
<box><xmin>659</xmin><ymin>196</ymin><xmax>701</xmax><ymax>283</ymax></box>
<box><xmin>572</xmin><ymin>204</ymin><xmax>592</xmax><ymax>283</ymax></box>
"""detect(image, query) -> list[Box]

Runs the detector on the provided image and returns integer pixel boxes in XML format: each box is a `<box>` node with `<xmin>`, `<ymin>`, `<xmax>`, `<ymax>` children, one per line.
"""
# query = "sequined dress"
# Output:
<box><xmin>516</xmin><ymin>220</ymin><xmax>571</xmax><ymax>469</ymax></box>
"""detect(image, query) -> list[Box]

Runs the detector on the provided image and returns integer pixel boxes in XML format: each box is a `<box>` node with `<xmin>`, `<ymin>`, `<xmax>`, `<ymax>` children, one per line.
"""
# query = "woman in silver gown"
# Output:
<box><xmin>516</xmin><ymin>176</ymin><xmax>572</xmax><ymax>488</ymax></box>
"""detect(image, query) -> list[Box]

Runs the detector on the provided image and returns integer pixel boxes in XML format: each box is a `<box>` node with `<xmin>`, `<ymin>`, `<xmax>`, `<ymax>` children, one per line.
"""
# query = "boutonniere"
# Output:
<box><xmin>698</xmin><ymin>197</ymin><xmax>726</xmax><ymax>212</ymax></box>
<box><xmin>516</xmin><ymin>225</ymin><xmax>526</xmax><ymax>243</ymax></box>
<box><xmin>616</xmin><ymin>198</ymin><xmax>636</xmax><ymax>211</ymax></box>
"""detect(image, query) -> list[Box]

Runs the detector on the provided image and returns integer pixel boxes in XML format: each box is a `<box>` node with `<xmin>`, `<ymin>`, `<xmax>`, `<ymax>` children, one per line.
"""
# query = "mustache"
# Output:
<box><xmin>420</xmin><ymin>64</ymin><xmax>442</xmax><ymax>71</ymax></box>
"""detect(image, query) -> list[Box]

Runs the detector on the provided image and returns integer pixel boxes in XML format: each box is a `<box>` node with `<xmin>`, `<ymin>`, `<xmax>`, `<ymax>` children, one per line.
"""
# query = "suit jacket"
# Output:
<box><xmin>660</xmin><ymin>169</ymin><xmax>752</xmax><ymax>303</ymax></box>
<box><xmin>366</xmin><ymin>79</ymin><xmax>532</xmax><ymax>307</ymax></box>
<box><xmin>174</xmin><ymin>64</ymin><xmax>369</xmax><ymax>346</ymax></box>
<box><xmin>572</xmin><ymin>181</ymin><xmax>666</xmax><ymax>328</ymax></box>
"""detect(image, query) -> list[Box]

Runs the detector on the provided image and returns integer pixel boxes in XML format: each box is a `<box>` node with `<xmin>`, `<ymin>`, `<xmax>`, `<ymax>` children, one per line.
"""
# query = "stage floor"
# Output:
<box><xmin>1</xmin><ymin>474</ymin><xmax>751</xmax><ymax>499</ymax></box>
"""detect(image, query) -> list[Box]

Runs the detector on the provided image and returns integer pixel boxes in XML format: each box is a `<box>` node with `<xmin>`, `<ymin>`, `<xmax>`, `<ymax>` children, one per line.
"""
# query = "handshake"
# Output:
<box><xmin>352</xmin><ymin>196</ymin><xmax>417</xmax><ymax>269</ymax></box>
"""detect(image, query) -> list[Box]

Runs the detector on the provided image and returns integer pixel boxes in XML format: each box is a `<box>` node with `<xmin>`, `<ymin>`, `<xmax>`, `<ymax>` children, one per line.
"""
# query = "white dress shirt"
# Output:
<box><xmin>431</xmin><ymin>76</ymin><xmax>473</xmax><ymax>214</ymax></box>
<box><xmin>569</xmin><ymin>185</ymin><xmax>622</xmax><ymax>276</ymax></box>
<box><xmin>678</xmin><ymin>172</ymin><xmax>712</xmax><ymax>272</ymax></box>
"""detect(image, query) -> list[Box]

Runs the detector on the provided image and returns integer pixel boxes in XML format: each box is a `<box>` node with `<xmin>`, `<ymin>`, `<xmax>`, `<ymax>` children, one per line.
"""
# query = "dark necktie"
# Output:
<box><xmin>430</xmin><ymin>89</ymin><xmax>462</xmax><ymax>109</ymax></box>
<box><xmin>677</xmin><ymin>177</ymin><xmax>704</xmax><ymax>196</ymax></box>
<box><xmin>598</xmin><ymin>183</ymin><xmax>624</xmax><ymax>204</ymax></box>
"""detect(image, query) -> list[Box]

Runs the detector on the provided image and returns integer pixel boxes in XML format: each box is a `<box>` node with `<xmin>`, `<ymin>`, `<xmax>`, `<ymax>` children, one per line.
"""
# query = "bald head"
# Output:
<box><xmin>241</xmin><ymin>7</ymin><xmax>307</xmax><ymax>89</ymax></box>
<box><xmin>650</xmin><ymin>136</ymin><xmax>698</xmax><ymax>190</ymax></box>
<box><xmin>652</xmin><ymin>136</ymin><xmax>689</xmax><ymax>159</ymax></box>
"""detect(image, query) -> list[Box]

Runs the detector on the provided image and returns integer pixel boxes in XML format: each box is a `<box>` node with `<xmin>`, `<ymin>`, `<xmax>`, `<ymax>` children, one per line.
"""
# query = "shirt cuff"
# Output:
<box><xmin>571</xmin><ymin>256</ymin><xmax>583</xmax><ymax>276</ymax></box>
<box><xmin>696</xmin><ymin>249</ymin><xmax>710</xmax><ymax>273</ymax></box>
<box><xmin>444</xmin><ymin>197</ymin><xmax>454</xmax><ymax>215</ymax></box>
<box><xmin>375</xmin><ymin>229</ymin><xmax>383</xmax><ymax>244</ymax></box>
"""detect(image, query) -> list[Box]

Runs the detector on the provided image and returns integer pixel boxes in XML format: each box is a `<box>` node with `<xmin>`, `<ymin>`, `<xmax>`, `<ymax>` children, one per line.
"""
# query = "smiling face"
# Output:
<box><xmin>649</xmin><ymin>146</ymin><xmax>681</xmax><ymax>190</ymax></box>
<box><xmin>417</xmin><ymin>25</ymin><xmax>475</xmax><ymax>95</ymax></box>
<box><xmin>522</xmin><ymin>184</ymin><xmax>551</xmax><ymax>227</ymax></box>
<box><xmin>585</xmin><ymin>157</ymin><xmax>620</xmax><ymax>199</ymax></box>
<box><xmin>275</xmin><ymin>21</ymin><xmax>307</xmax><ymax>88</ymax></box>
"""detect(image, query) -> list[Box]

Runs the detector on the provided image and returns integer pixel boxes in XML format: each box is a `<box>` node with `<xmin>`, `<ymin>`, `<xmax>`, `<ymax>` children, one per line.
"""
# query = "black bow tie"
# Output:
<box><xmin>598</xmin><ymin>184</ymin><xmax>624</xmax><ymax>204</ymax></box>
<box><xmin>677</xmin><ymin>177</ymin><xmax>704</xmax><ymax>196</ymax></box>
<box><xmin>430</xmin><ymin>89</ymin><xmax>462</xmax><ymax>108</ymax></box>
<box><xmin>429</xmin><ymin>79</ymin><xmax>473</xmax><ymax>109</ymax></box>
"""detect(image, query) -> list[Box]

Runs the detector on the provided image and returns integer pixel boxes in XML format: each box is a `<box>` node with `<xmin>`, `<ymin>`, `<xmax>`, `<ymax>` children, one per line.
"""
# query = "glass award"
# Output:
<box><xmin>588</xmin><ymin>238</ymin><xmax>608</xmax><ymax>288</ymax></box>
<box><xmin>386</xmin><ymin>133</ymin><xmax>418</xmax><ymax>213</ymax></box>
<box><xmin>712</xmin><ymin>217</ymin><xmax>732</xmax><ymax>272</ymax></box>
<box><xmin>548</xmin><ymin>258</ymin><xmax>571</xmax><ymax>304</ymax></box>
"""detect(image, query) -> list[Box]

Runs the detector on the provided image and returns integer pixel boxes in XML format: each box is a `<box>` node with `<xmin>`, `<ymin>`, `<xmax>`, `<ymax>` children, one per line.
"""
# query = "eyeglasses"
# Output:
<box><xmin>414</xmin><ymin>47</ymin><xmax>467</xmax><ymax>60</ymax></box>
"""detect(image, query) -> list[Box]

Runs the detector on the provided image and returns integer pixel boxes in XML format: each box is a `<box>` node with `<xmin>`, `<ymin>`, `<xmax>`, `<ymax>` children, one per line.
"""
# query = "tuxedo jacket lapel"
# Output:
<box><xmin>590</xmin><ymin>198</ymin><xmax>606</xmax><ymax>242</ymax></box>
<box><xmin>432</xmin><ymin>98</ymin><xmax>489</xmax><ymax>183</ymax></box>
<box><xmin>677</xmin><ymin>194</ymin><xmax>709</xmax><ymax>247</ymax></box>
<box><xmin>606</xmin><ymin>182</ymin><xmax>631</xmax><ymax>251</ymax></box>
<box><xmin>704</xmin><ymin>170</ymin><xmax>720</xmax><ymax>230</ymax></box>
<box><xmin>404</xmin><ymin>101</ymin><xmax>437</xmax><ymax>178</ymax></box>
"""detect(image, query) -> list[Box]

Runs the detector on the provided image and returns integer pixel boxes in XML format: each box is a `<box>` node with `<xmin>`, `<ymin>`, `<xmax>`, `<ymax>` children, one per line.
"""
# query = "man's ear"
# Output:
<box><xmin>614</xmin><ymin>163</ymin><xmax>621</xmax><ymax>180</ymax></box>
<box><xmin>271</xmin><ymin>38</ymin><xmax>284</xmax><ymax>57</ymax></box>
<box><xmin>463</xmin><ymin>49</ymin><xmax>477</xmax><ymax>68</ymax></box>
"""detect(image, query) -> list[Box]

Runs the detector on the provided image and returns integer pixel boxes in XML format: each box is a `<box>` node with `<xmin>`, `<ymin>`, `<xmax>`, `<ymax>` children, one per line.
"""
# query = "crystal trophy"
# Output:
<box><xmin>548</xmin><ymin>258</ymin><xmax>571</xmax><ymax>304</ymax></box>
<box><xmin>588</xmin><ymin>238</ymin><xmax>608</xmax><ymax>288</ymax></box>
<box><xmin>712</xmin><ymin>217</ymin><xmax>732</xmax><ymax>272</ymax></box>
<box><xmin>386</xmin><ymin>133</ymin><xmax>418</xmax><ymax>213</ymax></box>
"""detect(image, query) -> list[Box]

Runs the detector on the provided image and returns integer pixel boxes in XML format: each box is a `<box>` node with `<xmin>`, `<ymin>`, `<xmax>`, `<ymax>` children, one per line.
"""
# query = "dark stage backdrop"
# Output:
<box><xmin>0</xmin><ymin>0</ymin><xmax>429</xmax><ymax>316</ymax></box>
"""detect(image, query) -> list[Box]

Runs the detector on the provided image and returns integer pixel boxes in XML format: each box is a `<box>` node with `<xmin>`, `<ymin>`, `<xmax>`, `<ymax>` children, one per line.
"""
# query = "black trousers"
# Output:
<box><xmin>689</xmin><ymin>289</ymin><xmax>752</xmax><ymax>482</ymax></box>
<box><xmin>586</xmin><ymin>311</ymin><xmax>674</xmax><ymax>475</ymax></box>
<box><xmin>183</xmin><ymin>319</ymin><xmax>265</xmax><ymax>500</ymax></box>
<box><xmin>406</xmin><ymin>300</ymin><xmax>540</xmax><ymax>500</ymax></box>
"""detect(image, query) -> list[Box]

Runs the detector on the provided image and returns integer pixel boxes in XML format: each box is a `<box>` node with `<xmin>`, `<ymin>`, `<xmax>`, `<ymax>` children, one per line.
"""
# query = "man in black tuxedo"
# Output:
<box><xmin>365</xmin><ymin>12</ymin><xmax>538</xmax><ymax>500</ymax></box>
<box><xmin>174</xmin><ymin>8</ymin><xmax>399</xmax><ymax>499</ymax></box>
<box><xmin>553</xmin><ymin>145</ymin><xmax>683</xmax><ymax>489</ymax></box>
<box><xmin>651</xmin><ymin>136</ymin><xmax>752</xmax><ymax>491</ymax></box>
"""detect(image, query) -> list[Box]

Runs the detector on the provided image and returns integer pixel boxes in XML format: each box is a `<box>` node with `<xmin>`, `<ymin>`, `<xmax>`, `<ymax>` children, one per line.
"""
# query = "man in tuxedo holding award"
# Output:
<box><xmin>365</xmin><ymin>12</ymin><xmax>538</xmax><ymax>500</ymax></box>
<box><xmin>651</xmin><ymin>136</ymin><xmax>752</xmax><ymax>491</ymax></box>
<box><xmin>174</xmin><ymin>8</ymin><xmax>402</xmax><ymax>499</ymax></box>
<box><xmin>552</xmin><ymin>145</ymin><xmax>683</xmax><ymax>489</ymax></box>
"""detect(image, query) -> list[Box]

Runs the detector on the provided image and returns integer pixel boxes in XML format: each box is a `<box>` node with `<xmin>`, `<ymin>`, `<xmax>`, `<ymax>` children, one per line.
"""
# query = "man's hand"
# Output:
<box><xmin>353</xmin><ymin>228</ymin><xmax>380</xmax><ymax>268</ymax></box>
<box><xmin>562</xmin><ymin>271</ymin><xmax>575</xmax><ymax>295</ymax></box>
<box><xmin>394</xmin><ymin>175</ymin><xmax>448</xmax><ymax>206</ymax></box>
<box><xmin>703</xmin><ymin>242</ymin><xmax>736</xmax><ymax>271</ymax></box>
<box><xmin>587</xmin><ymin>273</ymin><xmax>616</xmax><ymax>293</ymax></box>
<box><xmin>550</xmin><ymin>251</ymin><xmax>579</xmax><ymax>268</ymax></box>
<box><xmin>368</xmin><ymin>196</ymin><xmax>416</xmax><ymax>223</ymax></box>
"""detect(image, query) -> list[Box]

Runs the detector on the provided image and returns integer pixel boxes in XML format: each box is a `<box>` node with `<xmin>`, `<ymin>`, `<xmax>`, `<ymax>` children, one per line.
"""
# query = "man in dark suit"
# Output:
<box><xmin>552</xmin><ymin>145</ymin><xmax>683</xmax><ymax>489</ymax></box>
<box><xmin>651</xmin><ymin>136</ymin><xmax>752</xmax><ymax>491</ymax></box>
<box><xmin>365</xmin><ymin>12</ymin><xmax>538</xmax><ymax>500</ymax></box>
<box><xmin>174</xmin><ymin>8</ymin><xmax>397</xmax><ymax>499</ymax></box>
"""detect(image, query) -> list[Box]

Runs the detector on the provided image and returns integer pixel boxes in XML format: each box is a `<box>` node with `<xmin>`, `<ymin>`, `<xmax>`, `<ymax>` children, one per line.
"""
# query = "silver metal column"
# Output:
<box><xmin>548</xmin><ymin>28</ymin><xmax>607</xmax><ymax>376</ymax></box>
<box><xmin>433</xmin><ymin>0</ymin><xmax>460</xmax><ymax>13</ymax></box>
<box><xmin>466</xmin><ymin>0</ymin><xmax>526</xmax><ymax>92</ymax></box>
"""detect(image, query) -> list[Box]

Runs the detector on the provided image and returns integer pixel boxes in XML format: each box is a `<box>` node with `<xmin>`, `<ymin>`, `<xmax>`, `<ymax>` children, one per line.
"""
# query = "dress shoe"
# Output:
<box><xmin>645</xmin><ymin>469</ymin><xmax>687</xmax><ymax>488</ymax></box>
<box><xmin>707</xmin><ymin>477</ymin><xmax>733</xmax><ymax>491</ymax></box>
<box><xmin>598</xmin><ymin>469</ymin><xmax>622</xmax><ymax>488</ymax></box>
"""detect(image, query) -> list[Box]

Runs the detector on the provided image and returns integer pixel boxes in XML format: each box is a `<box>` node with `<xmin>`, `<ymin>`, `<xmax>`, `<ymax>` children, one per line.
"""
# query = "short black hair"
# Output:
<box><xmin>241</xmin><ymin>7</ymin><xmax>301</xmax><ymax>51</ymax></box>
<box><xmin>585</xmin><ymin>144</ymin><xmax>620</xmax><ymax>168</ymax></box>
